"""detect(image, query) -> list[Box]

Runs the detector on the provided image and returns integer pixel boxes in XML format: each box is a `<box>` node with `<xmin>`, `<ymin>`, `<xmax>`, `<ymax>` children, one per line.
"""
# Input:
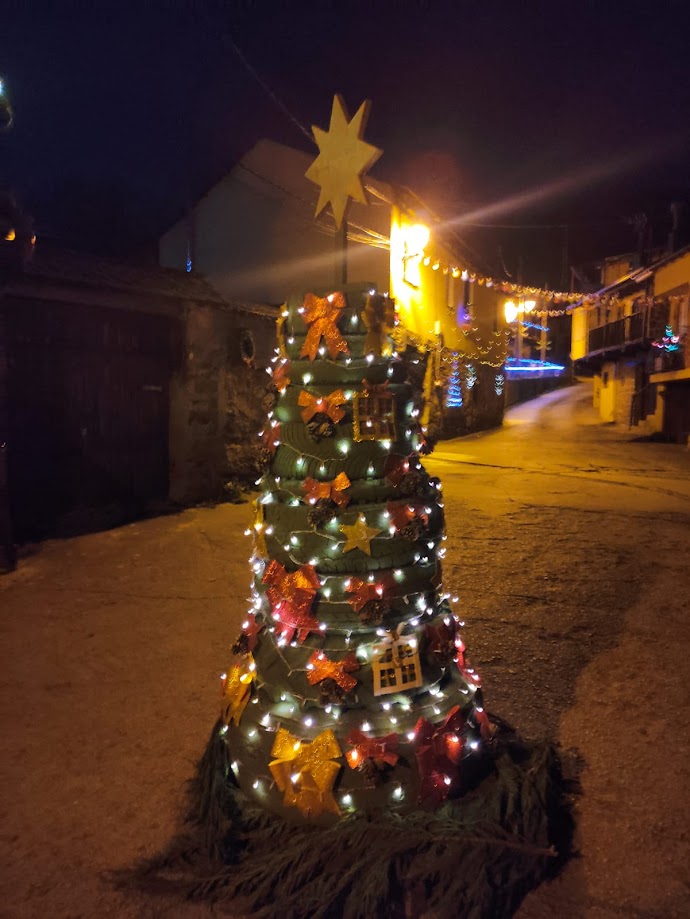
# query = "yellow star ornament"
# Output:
<box><xmin>305</xmin><ymin>94</ymin><xmax>382</xmax><ymax>229</ymax></box>
<box><xmin>340</xmin><ymin>514</ymin><xmax>382</xmax><ymax>555</ymax></box>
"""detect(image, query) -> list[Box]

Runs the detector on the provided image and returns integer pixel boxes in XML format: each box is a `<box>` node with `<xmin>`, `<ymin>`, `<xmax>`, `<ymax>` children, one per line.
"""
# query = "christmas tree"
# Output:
<box><xmin>219</xmin><ymin>96</ymin><xmax>488</xmax><ymax>822</ymax></box>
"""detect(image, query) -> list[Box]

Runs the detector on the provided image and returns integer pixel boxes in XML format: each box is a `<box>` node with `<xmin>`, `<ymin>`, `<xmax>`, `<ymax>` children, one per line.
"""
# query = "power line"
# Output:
<box><xmin>213</xmin><ymin>18</ymin><xmax>313</xmax><ymax>144</ymax></box>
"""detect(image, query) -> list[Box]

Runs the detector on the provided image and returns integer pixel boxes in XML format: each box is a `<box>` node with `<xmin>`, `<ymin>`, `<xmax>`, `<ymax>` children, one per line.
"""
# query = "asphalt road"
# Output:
<box><xmin>427</xmin><ymin>383</ymin><xmax>690</xmax><ymax>918</ymax></box>
<box><xmin>1</xmin><ymin>382</ymin><xmax>688</xmax><ymax>918</ymax></box>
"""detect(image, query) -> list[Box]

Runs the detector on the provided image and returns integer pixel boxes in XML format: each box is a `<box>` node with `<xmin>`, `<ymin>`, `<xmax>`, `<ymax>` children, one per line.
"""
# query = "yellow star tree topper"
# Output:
<box><xmin>305</xmin><ymin>94</ymin><xmax>382</xmax><ymax>229</ymax></box>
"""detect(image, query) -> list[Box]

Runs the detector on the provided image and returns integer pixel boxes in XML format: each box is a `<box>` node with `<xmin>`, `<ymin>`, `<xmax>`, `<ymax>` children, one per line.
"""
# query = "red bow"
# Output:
<box><xmin>307</xmin><ymin>650</ymin><xmax>359</xmax><ymax>693</ymax></box>
<box><xmin>300</xmin><ymin>292</ymin><xmax>350</xmax><ymax>361</ymax></box>
<box><xmin>261</xmin><ymin>420</ymin><xmax>280</xmax><ymax>455</ymax></box>
<box><xmin>241</xmin><ymin>612</ymin><xmax>265</xmax><ymax>653</ymax></box>
<box><xmin>345</xmin><ymin>576</ymin><xmax>389</xmax><ymax>613</ymax></box>
<box><xmin>386</xmin><ymin>500</ymin><xmax>428</xmax><ymax>532</ymax></box>
<box><xmin>425</xmin><ymin>619</ymin><xmax>457</xmax><ymax>657</ymax></box>
<box><xmin>346</xmin><ymin>729</ymin><xmax>399</xmax><ymax>769</ymax></box>
<box><xmin>302</xmin><ymin>472</ymin><xmax>351</xmax><ymax>507</ymax></box>
<box><xmin>263</xmin><ymin>561</ymin><xmax>321</xmax><ymax>643</ymax></box>
<box><xmin>272</xmin><ymin>361</ymin><xmax>291</xmax><ymax>392</ymax></box>
<box><xmin>383</xmin><ymin>453</ymin><xmax>414</xmax><ymax>487</ymax></box>
<box><xmin>298</xmin><ymin>389</ymin><xmax>347</xmax><ymax>424</ymax></box>
<box><xmin>414</xmin><ymin>706</ymin><xmax>466</xmax><ymax>805</ymax></box>
<box><xmin>361</xmin><ymin>378</ymin><xmax>390</xmax><ymax>396</ymax></box>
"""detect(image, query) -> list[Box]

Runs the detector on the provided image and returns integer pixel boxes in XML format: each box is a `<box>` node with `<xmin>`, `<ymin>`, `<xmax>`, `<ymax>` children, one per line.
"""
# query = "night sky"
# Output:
<box><xmin>2</xmin><ymin>0</ymin><xmax>690</xmax><ymax>286</ymax></box>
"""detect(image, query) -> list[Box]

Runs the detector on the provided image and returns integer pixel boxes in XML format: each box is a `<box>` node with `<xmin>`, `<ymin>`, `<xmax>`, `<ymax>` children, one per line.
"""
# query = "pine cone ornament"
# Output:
<box><xmin>319</xmin><ymin>678</ymin><xmax>346</xmax><ymax>705</ymax></box>
<box><xmin>399</xmin><ymin>471</ymin><xmax>426</xmax><ymax>497</ymax></box>
<box><xmin>308</xmin><ymin>499</ymin><xmax>336</xmax><ymax>528</ymax></box>
<box><xmin>356</xmin><ymin>758</ymin><xmax>385</xmax><ymax>788</ymax></box>
<box><xmin>306</xmin><ymin>412</ymin><xmax>336</xmax><ymax>442</ymax></box>
<box><xmin>358</xmin><ymin>598</ymin><xmax>390</xmax><ymax>625</ymax></box>
<box><xmin>231</xmin><ymin>632</ymin><xmax>250</xmax><ymax>656</ymax></box>
<box><xmin>401</xmin><ymin>518</ymin><xmax>426</xmax><ymax>542</ymax></box>
<box><xmin>259</xmin><ymin>447</ymin><xmax>274</xmax><ymax>469</ymax></box>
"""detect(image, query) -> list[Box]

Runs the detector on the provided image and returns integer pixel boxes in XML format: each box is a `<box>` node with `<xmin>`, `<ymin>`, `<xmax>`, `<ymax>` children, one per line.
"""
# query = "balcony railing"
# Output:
<box><xmin>586</xmin><ymin>302</ymin><xmax>669</xmax><ymax>356</ymax></box>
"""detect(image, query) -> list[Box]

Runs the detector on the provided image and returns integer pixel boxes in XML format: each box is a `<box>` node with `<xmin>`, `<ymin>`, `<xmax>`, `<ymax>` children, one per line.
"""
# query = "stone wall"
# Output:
<box><xmin>169</xmin><ymin>303</ymin><xmax>275</xmax><ymax>504</ymax></box>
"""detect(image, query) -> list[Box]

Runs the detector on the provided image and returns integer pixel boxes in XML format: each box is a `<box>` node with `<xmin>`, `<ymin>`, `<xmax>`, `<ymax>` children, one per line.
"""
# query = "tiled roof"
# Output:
<box><xmin>25</xmin><ymin>246</ymin><xmax>227</xmax><ymax>302</ymax></box>
<box><xmin>17</xmin><ymin>245</ymin><xmax>278</xmax><ymax>319</ymax></box>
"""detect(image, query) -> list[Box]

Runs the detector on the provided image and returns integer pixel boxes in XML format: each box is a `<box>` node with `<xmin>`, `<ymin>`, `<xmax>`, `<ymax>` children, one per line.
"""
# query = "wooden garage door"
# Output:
<box><xmin>5</xmin><ymin>297</ymin><xmax>175</xmax><ymax>538</ymax></box>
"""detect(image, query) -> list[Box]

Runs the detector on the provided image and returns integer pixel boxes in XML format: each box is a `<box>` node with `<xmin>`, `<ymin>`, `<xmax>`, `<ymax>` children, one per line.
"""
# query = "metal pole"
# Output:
<box><xmin>335</xmin><ymin>220</ymin><xmax>348</xmax><ymax>286</ymax></box>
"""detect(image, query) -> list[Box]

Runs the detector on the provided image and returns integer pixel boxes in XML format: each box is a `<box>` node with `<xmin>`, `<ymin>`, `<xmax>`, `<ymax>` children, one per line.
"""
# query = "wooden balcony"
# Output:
<box><xmin>585</xmin><ymin>301</ymin><xmax>669</xmax><ymax>358</ymax></box>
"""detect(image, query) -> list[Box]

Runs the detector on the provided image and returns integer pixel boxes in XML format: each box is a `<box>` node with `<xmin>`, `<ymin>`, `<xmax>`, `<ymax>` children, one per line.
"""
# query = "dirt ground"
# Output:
<box><xmin>1</xmin><ymin>383</ymin><xmax>689</xmax><ymax>918</ymax></box>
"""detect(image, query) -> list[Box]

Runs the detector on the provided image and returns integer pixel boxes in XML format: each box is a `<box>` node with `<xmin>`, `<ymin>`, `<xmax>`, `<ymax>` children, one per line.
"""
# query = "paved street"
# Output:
<box><xmin>1</xmin><ymin>382</ymin><xmax>689</xmax><ymax>918</ymax></box>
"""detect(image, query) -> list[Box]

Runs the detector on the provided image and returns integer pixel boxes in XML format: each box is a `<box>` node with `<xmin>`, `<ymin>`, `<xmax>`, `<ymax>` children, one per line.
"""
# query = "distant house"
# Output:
<box><xmin>0</xmin><ymin>242</ymin><xmax>276</xmax><ymax>545</ymax></box>
<box><xmin>159</xmin><ymin>138</ymin><xmax>507</xmax><ymax>438</ymax></box>
<box><xmin>571</xmin><ymin>245</ymin><xmax>690</xmax><ymax>442</ymax></box>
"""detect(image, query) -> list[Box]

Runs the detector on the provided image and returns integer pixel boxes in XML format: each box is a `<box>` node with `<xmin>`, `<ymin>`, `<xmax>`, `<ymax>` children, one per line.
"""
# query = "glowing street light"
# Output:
<box><xmin>504</xmin><ymin>300</ymin><xmax>519</xmax><ymax>323</ymax></box>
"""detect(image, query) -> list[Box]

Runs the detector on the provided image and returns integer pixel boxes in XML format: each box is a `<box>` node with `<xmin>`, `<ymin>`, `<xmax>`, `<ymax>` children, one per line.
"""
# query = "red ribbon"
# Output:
<box><xmin>414</xmin><ymin>706</ymin><xmax>466</xmax><ymax>805</ymax></box>
<box><xmin>261</xmin><ymin>420</ymin><xmax>280</xmax><ymax>455</ymax></box>
<box><xmin>345</xmin><ymin>576</ymin><xmax>390</xmax><ymax>613</ymax></box>
<box><xmin>272</xmin><ymin>361</ymin><xmax>291</xmax><ymax>392</ymax></box>
<box><xmin>383</xmin><ymin>453</ymin><xmax>414</xmax><ymax>487</ymax></box>
<box><xmin>346</xmin><ymin>729</ymin><xmax>399</xmax><ymax>769</ymax></box>
<box><xmin>241</xmin><ymin>612</ymin><xmax>265</xmax><ymax>653</ymax></box>
<box><xmin>300</xmin><ymin>292</ymin><xmax>350</xmax><ymax>361</ymax></box>
<box><xmin>298</xmin><ymin>389</ymin><xmax>347</xmax><ymax>424</ymax></box>
<box><xmin>361</xmin><ymin>378</ymin><xmax>390</xmax><ymax>396</ymax></box>
<box><xmin>425</xmin><ymin>619</ymin><xmax>457</xmax><ymax>658</ymax></box>
<box><xmin>302</xmin><ymin>472</ymin><xmax>351</xmax><ymax>507</ymax></box>
<box><xmin>262</xmin><ymin>561</ymin><xmax>321</xmax><ymax>644</ymax></box>
<box><xmin>307</xmin><ymin>650</ymin><xmax>359</xmax><ymax>693</ymax></box>
<box><xmin>386</xmin><ymin>500</ymin><xmax>428</xmax><ymax>532</ymax></box>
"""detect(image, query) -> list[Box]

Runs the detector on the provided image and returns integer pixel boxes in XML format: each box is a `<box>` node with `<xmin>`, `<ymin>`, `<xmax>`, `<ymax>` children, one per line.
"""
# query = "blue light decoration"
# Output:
<box><xmin>494</xmin><ymin>373</ymin><xmax>505</xmax><ymax>396</ymax></box>
<box><xmin>652</xmin><ymin>325</ymin><xmax>681</xmax><ymax>352</ymax></box>
<box><xmin>465</xmin><ymin>363</ymin><xmax>477</xmax><ymax>389</ymax></box>
<box><xmin>446</xmin><ymin>352</ymin><xmax>463</xmax><ymax>407</ymax></box>
<box><xmin>520</xmin><ymin>320</ymin><xmax>549</xmax><ymax>332</ymax></box>
<box><xmin>504</xmin><ymin>357</ymin><xmax>565</xmax><ymax>379</ymax></box>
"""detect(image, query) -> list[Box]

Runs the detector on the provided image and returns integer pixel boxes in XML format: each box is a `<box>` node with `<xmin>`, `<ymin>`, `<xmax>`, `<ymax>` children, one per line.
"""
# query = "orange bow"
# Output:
<box><xmin>307</xmin><ymin>650</ymin><xmax>359</xmax><ymax>693</ymax></box>
<box><xmin>302</xmin><ymin>472</ymin><xmax>351</xmax><ymax>507</ymax></box>
<box><xmin>298</xmin><ymin>389</ymin><xmax>347</xmax><ymax>424</ymax></box>
<box><xmin>300</xmin><ymin>292</ymin><xmax>350</xmax><ymax>361</ymax></box>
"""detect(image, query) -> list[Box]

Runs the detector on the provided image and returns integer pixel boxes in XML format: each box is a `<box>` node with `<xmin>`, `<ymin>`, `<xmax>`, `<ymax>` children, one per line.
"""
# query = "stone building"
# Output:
<box><xmin>0</xmin><ymin>242</ymin><xmax>276</xmax><ymax>547</ymax></box>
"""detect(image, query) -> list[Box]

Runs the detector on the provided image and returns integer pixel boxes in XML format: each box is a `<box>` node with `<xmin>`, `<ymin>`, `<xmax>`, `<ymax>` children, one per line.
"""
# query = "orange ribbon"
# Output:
<box><xmin>302</xmin><ymin>472</ymin><xmax>351</xmax><ymax>507</ymax></box>
<box><xmin>300</xmin><ymin>292</ymin><xmax>350</xmax><ymax>361</ymax></box>
<box><xmin>307</xmin><ymin>650</ymin><xmax>359</xmax><ymax>693</ymax></box>
<box><xmin>298</xmin><ymin>389</ymin><xmax>347</xmax><ymax>424</ymax></box>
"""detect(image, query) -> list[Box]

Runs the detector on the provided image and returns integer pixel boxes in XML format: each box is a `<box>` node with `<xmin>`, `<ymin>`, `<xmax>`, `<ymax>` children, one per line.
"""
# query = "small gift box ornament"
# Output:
<box><xmin>353</xmin><ymin>381</ymin><xmax>396</xmax><ymax>442</ymax></box>
<box><xmin>371</xmin><ymin>625</ymin><xmax>423</xmax><ymax>696</ymax></box>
